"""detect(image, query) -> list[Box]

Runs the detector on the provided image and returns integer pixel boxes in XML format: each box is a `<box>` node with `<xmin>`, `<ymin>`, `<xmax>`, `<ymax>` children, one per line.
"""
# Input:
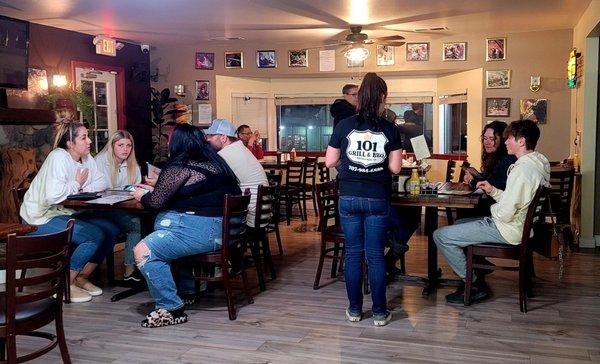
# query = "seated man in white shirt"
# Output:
<box><xmin>204</xmin><ymin>119</ymin><xmax>269</xmax><ymax>228</ymax></box>
<box><xmin>433</xmin><ymin>119</ymin><xmax>550</xmax><ymax>305</ymax></box>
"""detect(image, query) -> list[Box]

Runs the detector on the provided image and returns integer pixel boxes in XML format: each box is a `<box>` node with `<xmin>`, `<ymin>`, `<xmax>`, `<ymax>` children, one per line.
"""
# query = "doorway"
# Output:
<box><xmin>439</xmin><ymin>102</ymin><xmax>467</xmax><ymax>155</ymax></box>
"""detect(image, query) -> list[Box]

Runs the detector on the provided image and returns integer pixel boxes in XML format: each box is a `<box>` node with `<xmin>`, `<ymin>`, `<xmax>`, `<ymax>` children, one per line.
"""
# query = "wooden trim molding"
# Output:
<box><xmin>263</xmin><ymin>150</ymin><xmax>468</xmax><ymax>161</ymax></box>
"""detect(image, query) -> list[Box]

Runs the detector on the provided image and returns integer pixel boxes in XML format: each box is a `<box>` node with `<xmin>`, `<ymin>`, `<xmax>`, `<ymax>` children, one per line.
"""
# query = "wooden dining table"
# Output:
<box><xmin>391</xmin><ymin>191</ymin><xmax>481</xmax><ymax>295</ymax></box>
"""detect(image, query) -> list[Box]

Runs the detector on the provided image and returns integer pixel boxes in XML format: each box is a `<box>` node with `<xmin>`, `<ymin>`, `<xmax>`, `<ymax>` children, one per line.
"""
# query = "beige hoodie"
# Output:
<box><xmin>488</xmin><ymin>151</ymin><xmax>550</xmax><ymax>245</ymax></box>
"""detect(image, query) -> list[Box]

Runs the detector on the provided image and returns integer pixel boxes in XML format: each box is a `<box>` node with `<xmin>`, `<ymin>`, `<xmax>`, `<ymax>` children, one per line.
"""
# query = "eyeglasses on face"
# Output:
<box><xmin>481</xmin><ymin>136</ymin><xmax>497</xmax><ymax>142</ymax></box>
<box><xmin>240</xmin><ymin>131</ymin><xmax>253</xmax><ymax>135</ymax></box>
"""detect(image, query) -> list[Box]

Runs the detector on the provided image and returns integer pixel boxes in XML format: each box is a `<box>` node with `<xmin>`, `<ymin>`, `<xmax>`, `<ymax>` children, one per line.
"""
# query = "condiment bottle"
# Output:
<box><xmin>408</xmin><ymin>168</ymin><xmax>420</xmax><ymax>195</ymax></box>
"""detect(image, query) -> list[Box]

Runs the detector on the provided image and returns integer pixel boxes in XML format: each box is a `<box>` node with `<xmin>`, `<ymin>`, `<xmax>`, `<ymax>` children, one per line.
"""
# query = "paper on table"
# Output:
<box><xmin>86</xmin><ymin>195</ymin><xmax>134</xmax><ymax>205</ymax></box>
<box><xmin>410</xmin><ymin>135</ymin><xmax>431</xmax><ymax>161</ymax></box>
<box><xmin>319</xmin><ymin>50</ymin><xmax>335</xmax><ymax>71</ymax></box>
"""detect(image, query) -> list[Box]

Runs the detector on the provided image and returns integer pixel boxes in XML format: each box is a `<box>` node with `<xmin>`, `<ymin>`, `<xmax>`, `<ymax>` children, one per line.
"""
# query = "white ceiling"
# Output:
<box><xmin>0</xmin><ymin>0</ymin><xmax>591</xmax><ymax>46</ymax></box>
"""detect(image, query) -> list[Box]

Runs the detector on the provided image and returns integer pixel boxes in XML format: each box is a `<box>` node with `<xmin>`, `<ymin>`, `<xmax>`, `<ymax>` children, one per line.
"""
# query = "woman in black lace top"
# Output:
<box><xmin>131</xmin><ymin>124</ymin><xmax>241</xmax><ymax>328</ymax></box>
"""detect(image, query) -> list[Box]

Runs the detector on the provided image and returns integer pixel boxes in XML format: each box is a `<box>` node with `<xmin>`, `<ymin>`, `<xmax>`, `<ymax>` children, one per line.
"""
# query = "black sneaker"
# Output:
<box><xmin>446</xmin><ymin>281</ymin><xmax>489</xmax><ymax>305</ymax></box>
<box><xmin>124</xmin><ymin>267</ymin><xmax>143</xmax><ymax>282</ymax></box>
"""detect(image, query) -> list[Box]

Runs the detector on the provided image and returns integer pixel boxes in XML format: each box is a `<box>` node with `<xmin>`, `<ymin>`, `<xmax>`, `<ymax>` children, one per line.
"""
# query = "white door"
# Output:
<box><xmin>75</xmin><ymin>67</ymin><xmax>117</xmax><ymax>153</ymax></box>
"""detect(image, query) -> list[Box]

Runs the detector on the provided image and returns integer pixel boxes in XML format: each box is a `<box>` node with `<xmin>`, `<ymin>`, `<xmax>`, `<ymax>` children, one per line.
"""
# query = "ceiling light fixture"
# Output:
<box><xmin>344</xmin><ymin>46</ymin><xmax>370</xmax><ymax>62</ymax></box>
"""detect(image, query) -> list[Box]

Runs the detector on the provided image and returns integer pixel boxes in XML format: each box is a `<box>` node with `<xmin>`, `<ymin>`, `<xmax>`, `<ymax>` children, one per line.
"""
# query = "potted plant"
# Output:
<box><xmin>150</xmin><ymin>87</ymin><xmax>178</xmax><ymax>163</ymax></box>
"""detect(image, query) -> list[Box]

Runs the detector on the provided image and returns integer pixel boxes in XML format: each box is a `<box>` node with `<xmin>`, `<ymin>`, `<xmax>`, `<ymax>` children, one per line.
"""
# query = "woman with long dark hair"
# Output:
<box><xmin>325</xmin><ymin>73</ymin><xmax>402</xmax><ymax>326</ymax></box>
<box><xmin>465</xmin><ymin>120</ymin><xmax>516</xmax><ymax>191</ymax></box>
<box><xmin>131</xmin><ymin>123</ymin><xmax>241</xmax><ymax>328</ymax></box>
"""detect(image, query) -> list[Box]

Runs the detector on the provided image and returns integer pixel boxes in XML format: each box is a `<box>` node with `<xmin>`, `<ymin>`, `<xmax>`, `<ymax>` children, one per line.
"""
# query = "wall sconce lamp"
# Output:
<box><xmin>52</xmin><ymin>74</ymin><xmax>68</xmax><ymax>88</ymax></box>
<box><xmin>174</xmin><ymin>84</ymin><xmax>186</xmax><ymax>97</ymax></box>
<box><xmin>530</xmin><ymin>76</ymin><xmax>541</xmax><ymax>92</ymax></box>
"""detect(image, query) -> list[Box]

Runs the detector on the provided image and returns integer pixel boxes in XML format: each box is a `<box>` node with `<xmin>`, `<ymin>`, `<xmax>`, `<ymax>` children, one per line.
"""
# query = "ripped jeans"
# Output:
<box><xmin>137</xmin><ymin>211</ymin><xmax>222</xmax><ymax>311</ymax></box>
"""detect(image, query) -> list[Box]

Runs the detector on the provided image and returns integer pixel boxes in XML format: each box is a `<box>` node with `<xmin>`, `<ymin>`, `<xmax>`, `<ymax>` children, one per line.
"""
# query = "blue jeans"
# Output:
<box><xmin>104</xmin><ymin>212</ymin><xmax>141</xmax><ymax>265</ymax></box>
<box><xmin>339</xmin><ymin>196</ymin><xmax>390</xmax><ymax>316</ymax></box>
<box><xmin>387</xmin><ymin>206</ymin><xmax>421</xmax><ymax>257</ymax></box>
<box><xmin>137</xmin><ymin>211</ymin><xmax>222</xmax><ymax>311</ymax></box>
<box><xmin>30</xmin><ymin>213</ymin><xmax>119</xmax><ymax>272</ymax></box>
<box><xmin>433</xmin><ymin>217</ymin><xmax>510</xmax><ymax>280</ymax></box>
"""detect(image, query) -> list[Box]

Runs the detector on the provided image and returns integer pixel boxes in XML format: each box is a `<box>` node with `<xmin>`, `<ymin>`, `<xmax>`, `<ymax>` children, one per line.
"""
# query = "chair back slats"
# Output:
<box><xmin>548</xmin><ymin>168</ymin><xmax>575</xmax><ymax>223</ymax></box>
<box><xmin>254</xmin><ymin>184</ymin><xmax>277</xmax><ymax>228</ymax></box>
<box><xmin>5</xmin><ymin>219</ymin><xmax>73</xmax><ymax>310</ymax></box>
<box><xmin>315</xmin><ymin>180</ymin><xmax>339</xmax><ymax>231</ymax></box>
<box><xmin>265</xmin><ymin>170</ymin><xmax>283</xmax><ymax>187</ymax></box>
<box><xmin>317</xmin><ymin>162</ymin><xmax>330</xmax><ymax>182</ymax></box>
<box><xmin>221</xmin><ymin>194</ymin><xmax>251</xmax><ymax>258</ymax></box>
<box><xmin>285</xmin><ymin>160</ymin><xmax>304</xmax><ymax>187</ymax></box>
<box><xmin>445</xmin><ymin>160</ymin><xmax>457</xmax><ymax>182</ymax></box>
<box><xmin>302</xmin><ymin>157</ymin><xmax>318</xmax><ymax>187</ymax></box>
<box><xmin>520</xmin><ymin>185</ymin><xmax>547</xmax><ymax>250</ymax></box>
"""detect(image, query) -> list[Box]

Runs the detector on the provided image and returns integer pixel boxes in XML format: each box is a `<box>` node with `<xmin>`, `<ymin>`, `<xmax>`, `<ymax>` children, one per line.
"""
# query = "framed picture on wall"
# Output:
<box><xmin>376</xmin><ymin>45</ymin><xmax>395</xmax><ymax>66</ymax></box>
<box><xmin>406</xmin><ymin>43</ymin><xmax>429</xmax><ymax>61</ymax></box>
<box><xmin>257</xmin><ymin>50</ymin><xmax>276</xmax><ymax>68</ymax></box>
<box><xmin>486</xmin><ymin>37</ymin><xmax>506</xmax><ymax>61</ymax></box>
<box><xmin>195</xmin><ymin>52</ymin><xmax>214</xmax><ymax>70</ymax></box>
<box><xmin>486</xmin><ymin>69</ymin><xmax>511</xmax><ymax>88</ymax></box>
<box><xmin>442</xmin><ymin>42</ymin><xmax>467</xmax><ymax>61</ymax></box>
<box><xmin>195</xmin><ymin>80</ymin><xmax>210</xmax><ymax>100</ymax></box>
<box><xmin>225</xmin><ymin>51</ymin><xmax>243</xmax><ymax>68</ymax></box>
<box><xmin>520</xmin><ymin>99</ymin><xmax>547</xmax><ymax>124</ymax></box>
<box><xmin>485</xmin><ymin>97</ymin><xmax>511</xmax><ymax>117</ymax></box>
<box><xmin>288</xmin><ymin>49</ymin><xmax>308</xmax><ymax>67</ymax></box>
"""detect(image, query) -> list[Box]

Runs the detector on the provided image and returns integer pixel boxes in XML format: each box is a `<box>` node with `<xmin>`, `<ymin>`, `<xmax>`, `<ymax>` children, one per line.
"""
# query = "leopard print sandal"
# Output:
<box><xmin>141</xmin><ymin>308</ymin><xmax>188</xmax><ymax>328</ymax></box>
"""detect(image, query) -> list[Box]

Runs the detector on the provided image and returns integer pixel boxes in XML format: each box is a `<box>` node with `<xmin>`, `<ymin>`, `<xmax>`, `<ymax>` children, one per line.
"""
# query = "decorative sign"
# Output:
<box><xmin>567</xmin><ymin>49</ymin><xmax>577</xmax><ymax>89</ymax></box>
<box><xmin>96</xmin><ymin>37</ymin><xmax>116</xmax><ymax>56</ymax></box>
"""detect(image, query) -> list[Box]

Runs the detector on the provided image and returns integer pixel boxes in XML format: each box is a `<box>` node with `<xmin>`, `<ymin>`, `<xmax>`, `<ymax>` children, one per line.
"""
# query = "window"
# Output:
<box><xmin>387</xmin><ymin>102</ymin><xmax>433</xmax><ymax>152</ymax></box>
<box><xmin>276</xmin><ymin>104</ymin><xmax>333</xmax><ymax>152</ymax></box>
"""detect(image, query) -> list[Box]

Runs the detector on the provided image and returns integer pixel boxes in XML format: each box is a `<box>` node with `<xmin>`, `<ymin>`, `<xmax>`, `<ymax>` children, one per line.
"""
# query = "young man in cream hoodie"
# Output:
<box><xmin>433</xmin><ymin>119</ymin><xmax>550</xmax><ymax>304</ymax></box>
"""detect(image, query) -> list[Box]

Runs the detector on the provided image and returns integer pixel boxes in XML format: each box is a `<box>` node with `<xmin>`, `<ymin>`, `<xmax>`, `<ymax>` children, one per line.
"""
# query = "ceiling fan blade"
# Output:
<box><xmin>304</xmin><ymin>42</ymin><xmax>349</xmax><ymax>50</ymax></box>
<box><xmin>0</xmin><ymin>1</ymin><xmax>23</xmax><ymax>11</ymax></box>
<box><xmin>377</xmin><ymin>41</ymin><xmax>406</xmax><ymax>47</ymax></box>
<box><xmin>373</xmin><ymin>35</ymin><xmax>406</xmax><ymax>42</ymax></box>
<box><xmin>253</xmin><ymin>0</ymin><xmax>348</xmax><ymax>29</ymax></box>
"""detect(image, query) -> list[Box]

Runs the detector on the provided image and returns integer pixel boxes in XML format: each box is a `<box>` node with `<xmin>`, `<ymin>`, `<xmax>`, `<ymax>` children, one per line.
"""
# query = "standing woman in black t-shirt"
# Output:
<box><xmin>325</xmin><ymin>73</ymin><xmax>402</xmax><ymax>326</ymax></box>
<box><xmin>130</xmin><ymin>124</ymin><xmax>241</xmax><ymax>328</ymax></box>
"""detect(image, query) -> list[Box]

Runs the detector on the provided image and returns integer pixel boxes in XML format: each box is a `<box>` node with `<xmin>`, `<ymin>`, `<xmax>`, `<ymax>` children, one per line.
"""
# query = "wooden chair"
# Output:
<box><xmin>465</xmin><ymin>185</ymin><xmax>547</xmax><ymax>312</ymax></box>
<box><xmin>265</xmin><ymin>171</ymin><xmax>284</xmax><ymax>255</ymax></box>
<box><xmin>247</xmin><ymin>184</ymin><xmax>278</xmax><ymax>292</ymax></box>
<box><xmin>281</xmin><ymin>160</ymin><xmax>305</xmax><ymax>225</ymax></box>
<box><xmin>301</xmin><ymin>157</ymin><xmax>318</xmax><ymax>218</ymax></box>
<box><xmin>317</xmin><ymin>161</ymin><xmax>330</xmax><ymax>183</ymax></box>
<box><xmin>0</xmin><ymin>219</ymin><xmax>74</xmax><ymax>363</ymax></box>
<box><xmin>182</xmin><ymin>194</ymin><xmax>253</xmax><ymax>320</ymax></box>
<box><xmin>313</xmin><ymin>180</ymin><xmax>345</xmax><ymax>289</ymax></box>
<box><xmin>548</xmin><ymin>166</ymin><xmax>575</xmax><ymax>251</ymax></box>
<box><xmin>10</xmin><ymin>187</ymin><xmax>28</xmax><ymax>223</ymax></box>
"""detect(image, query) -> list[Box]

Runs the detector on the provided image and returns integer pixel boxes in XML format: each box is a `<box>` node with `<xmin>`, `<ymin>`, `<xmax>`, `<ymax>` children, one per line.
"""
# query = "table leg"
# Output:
<box><xmin>422</xmin><ymin>206</ymin><xmax>440</xmax><ymax>295</ymax></box>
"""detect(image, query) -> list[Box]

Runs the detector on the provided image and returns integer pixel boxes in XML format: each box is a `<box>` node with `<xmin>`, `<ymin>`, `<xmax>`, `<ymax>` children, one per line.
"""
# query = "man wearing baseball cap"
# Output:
<box><xmin>204</xmin><ymin>119</ymin><xmax>268</xmax><ymax>228</ymax></box>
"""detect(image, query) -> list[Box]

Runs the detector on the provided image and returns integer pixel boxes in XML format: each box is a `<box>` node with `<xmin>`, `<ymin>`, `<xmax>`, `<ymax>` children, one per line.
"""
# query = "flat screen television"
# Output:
<box><xmin>0</xmin><ymin>15</ymin><xmax>30</xmax><ymax>90</ymax></box>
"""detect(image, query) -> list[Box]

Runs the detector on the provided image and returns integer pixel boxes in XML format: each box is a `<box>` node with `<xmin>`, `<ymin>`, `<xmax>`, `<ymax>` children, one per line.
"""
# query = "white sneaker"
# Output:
<box><xmin>69</xmin><ymin>284</ymin><xmax>92</xmax><ymax>303</ymax></box>
<box><xmin>75</xmin><ymin>278</ymin><xmax>103</xmax><ymax>296</ymax></box>
<box><xmin>373</xmin><ymin>311</ymin><xmax>392</xmax><ymax>327</ymax></box>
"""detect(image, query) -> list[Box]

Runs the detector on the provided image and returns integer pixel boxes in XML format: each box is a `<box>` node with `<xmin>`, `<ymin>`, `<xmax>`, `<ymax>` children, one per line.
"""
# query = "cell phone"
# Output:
<box><xmin>146</xmin><ymin>162</ymin><xmax>162</xmax><ymax>176</ymax></box>
<box><xmin>123</xmin><ymin>185</ymin><xmax>136</xmax><ymax>192</ymax></box>
<box><xmin>461</xmin><ymin>166</ymin><xmax>484</xmax><ymax>181</ymax></box>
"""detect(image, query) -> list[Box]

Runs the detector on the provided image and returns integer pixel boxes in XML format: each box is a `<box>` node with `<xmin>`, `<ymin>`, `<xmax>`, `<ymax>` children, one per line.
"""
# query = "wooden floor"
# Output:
<box><xmin>16</xmin><ymin>213</ymin><xmax>600</xmax><ymax>363</ymax></box>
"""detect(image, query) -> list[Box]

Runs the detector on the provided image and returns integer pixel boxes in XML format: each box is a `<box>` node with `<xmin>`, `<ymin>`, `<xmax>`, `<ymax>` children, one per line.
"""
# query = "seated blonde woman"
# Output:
<box><xmin>95</xmin><ymin>130</ymin><xmax>143</xmax><ymax>281</ymax></box>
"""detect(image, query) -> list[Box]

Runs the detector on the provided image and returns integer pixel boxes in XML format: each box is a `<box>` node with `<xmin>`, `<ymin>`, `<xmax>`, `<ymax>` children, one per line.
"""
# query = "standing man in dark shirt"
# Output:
<box><xmin>331</xmin><ymin>84</ymin><xmax>359</xmax><ymax>128</ymax></box>
<box><xmin>326</xmin><ymin>73</ymin><xmax>402</xmax><ymax>327</ymax></box>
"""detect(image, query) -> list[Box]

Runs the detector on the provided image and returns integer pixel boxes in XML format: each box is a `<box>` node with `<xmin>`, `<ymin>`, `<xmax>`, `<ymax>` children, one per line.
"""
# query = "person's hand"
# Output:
<box><xmin>463</xmin><ymin>171</ymin><xmax>473</xmax><ymax>184</ymax></box>
<box><xmin>253</xmin><ymin>130</ymin><xmax>261</xmax><ymax>140</ymax></box>
<box><xmin>131</xmin><ymin>189</ymin><xmax>147</xmax><ymax>201</ymax></box>
<box><xmin>145</xmin><ymin>169</ymin><xmax>159</xmax><ymax>187</ymax></box>
<box><xmin>476</xmin><ymin>180</ymin><xmax>493</xmax><ymax>194</ymax></box>
<box><xmin>134</xmin><ymin>183</ymin><xmax>154</xmax><ymax>192</ymax></box>
<box><xmin>248</xmin><ymin>131</ymin><xmax>258</xmax><ymax>145</ymax></box>
<box><xmin>75</xmin><ymin>167</ymin><xmax>89</xmax><ymax>187</ymax></box>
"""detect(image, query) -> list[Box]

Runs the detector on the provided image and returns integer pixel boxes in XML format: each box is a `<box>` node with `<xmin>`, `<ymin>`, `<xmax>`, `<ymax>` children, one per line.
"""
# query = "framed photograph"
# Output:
<box><xmin>485</xmin><ymin>98</ymin><xmax>511</xmax><ymax>117</ymax></box>
<box><xmin>347</xmin><ymin>58</ymin><xmax>364</xmax><ymax>68</ymax></box>
<box><xmin>376</xmin><ymin>45</ymin><xmax>395</xmax><ymax>66</ymax></box>
<box><xmin>486</xmin><ymin>37</ymin><xmax>506</xmax><ymax>61</ymax></box>
<box><xmin>257</xmin><ymin>50</ymin><xmax>276</xmax><ymax>68</ymax></box>
<box><xmin>442</xmin><ymin>42</ymin><xmax>467</xmax><ymax>61</ymax></box>
<box><xmin>288</xmin><ymin>49</ymin><xmax>308</xmax><ymax>67</ymax></box>
<box><xmin>406</xmin><ymin>42</ymin><xmax>429</xmax><ymax>61</ymax></box>
<box><xmin>195</xmin><ymin>52</ymin><xmax>214</xmax><ymax>70</ymax></box>
<box><xmin>195</xmin><ymin>80</ymin><xmax>210</xmax><ymax>101</ymax></box>
<box><xmin>520</xmin><ymin>99</ymin><xmax>548</xmax><ymax>124</ymax></box>
<box><xmin>486</xmin><ymin>69</ymin><xmax>511</xmax><ymax>89</ymax></box>
<box><xmin>224</xmin><ymin>51</ymin><xmax>243</xmax><ymax>68</ymax></box>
